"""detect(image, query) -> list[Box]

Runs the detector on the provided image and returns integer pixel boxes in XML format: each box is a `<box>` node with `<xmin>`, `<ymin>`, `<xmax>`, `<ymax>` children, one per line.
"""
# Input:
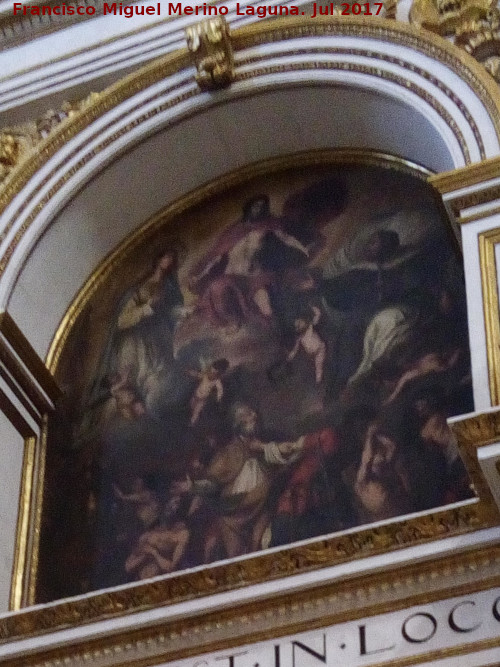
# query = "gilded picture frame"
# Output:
<box><xmin>10</xmin><ymin>150</ymin><xmax>500</xmax><ymax>640</ymax></box>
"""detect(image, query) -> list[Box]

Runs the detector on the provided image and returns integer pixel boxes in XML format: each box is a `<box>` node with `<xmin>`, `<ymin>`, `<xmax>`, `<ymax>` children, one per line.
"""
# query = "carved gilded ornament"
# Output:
<box><xmin>410</xmin><ymin>0</ymin><xmax>494</xmax><ymax>35</ymax></box>
<box><xmin>186</xmin><ymin>17</ymin><xmax>235</xmax><ymax>90</ymax></box>
<box><xmin>0</xmin><ymin>92</ymin><xmax>100</xmax><ymax>187</ymax></box>
<box><xmin>384</xmin><ymin>0</ymin><xmax>398</xmax><ymax>18</ymax></box>
<box><xmin>0</xmin><ymin>131</ymin><xmax>33</xmax><ymax>185</ymax></box>
<box><xmin>0</xmin><ymin>134</ymin><xmax>20</xmax><ymax>183</ymax></box>
<box><xmin>408</xmin><ymin>0</ymin><xmax>500</xmax><ymax>83</ymax></box>
<box><xmin>455</xmin><ymin>9</ymin><xmax>500</xmax><ymax>82</ymax></box>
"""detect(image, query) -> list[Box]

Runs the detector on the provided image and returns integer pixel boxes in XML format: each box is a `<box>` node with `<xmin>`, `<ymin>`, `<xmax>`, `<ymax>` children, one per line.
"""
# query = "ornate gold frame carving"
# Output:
<box><xmin>8</xmin><ymin>151</ymin><xmax>497</xmax><ymax>656</ymax></box>
<box><xmin>409</xmin><ymin>0</ymin><xmax>494</xmax><ymax>36</ymax></box>
<box><xmin>186</xmin><ymin>17</ymin><xmax>235</xmax><ymax>90</ymax></box>
<box><xmin>4</xmin><ymin>537</ymin><xmax>500</xmax><ymax>665</ymax></box>
<box><xmin>450</xmin><ymin>185</ymin><xmax>500</xmax><ymax>218</ymax></box>
<box><xmin>430</xmin><ymin>155</ymin><xmax>500</xmax><ymax>194</ymax></box>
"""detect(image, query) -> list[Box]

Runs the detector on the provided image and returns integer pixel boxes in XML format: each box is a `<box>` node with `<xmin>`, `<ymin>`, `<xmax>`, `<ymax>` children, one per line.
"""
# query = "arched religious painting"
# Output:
<box><xmin>37</xmin><ymin>153</ymin><xmax>479</xmax><ymax>602</ymax></box>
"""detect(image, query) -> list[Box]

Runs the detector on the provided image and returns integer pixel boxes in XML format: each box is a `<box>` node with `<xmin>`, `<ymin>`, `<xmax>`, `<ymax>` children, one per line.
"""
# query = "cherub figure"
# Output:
<box><xmin>110</xmin><ymin>372</ymin><xmax>146</xmax><ymax>420</ymax></box>
<box><xmin>287</xmin><ymin>306</ymin><xmax>326</xmax><ymax>383</ymax></box>
<box><xmin>188</xmin><ymin>358</ymin><xmax>230</xmax><ymax>425</ymax></box>
<box><xmin>113</xmin><ymin>477</ymin><xmax>160</xmax><ymax>529</ymax></box>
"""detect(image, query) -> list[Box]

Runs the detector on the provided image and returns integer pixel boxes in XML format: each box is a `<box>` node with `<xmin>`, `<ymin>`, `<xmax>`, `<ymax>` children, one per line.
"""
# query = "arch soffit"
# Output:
<box><xmin>2</xmin><ymin>16</ymin><xmax>500</xmax><ymax>352</ymax></box>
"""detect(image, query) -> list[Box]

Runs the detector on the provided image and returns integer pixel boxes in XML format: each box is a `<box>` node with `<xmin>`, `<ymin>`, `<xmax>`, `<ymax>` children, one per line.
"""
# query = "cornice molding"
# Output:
<box><xmin>2</xmin><ymin>541</ymin><xmax>500</xmax><ymax>666</ymax></box>
<box><xmin>0</xmin><ymin>0</ymin><xmax>134</xmax><ymax>51</ymax></box>
<box><xmin>430</xmin><ymin>154</ymin><xmax>500</xmax><ymax>194</ymax></box>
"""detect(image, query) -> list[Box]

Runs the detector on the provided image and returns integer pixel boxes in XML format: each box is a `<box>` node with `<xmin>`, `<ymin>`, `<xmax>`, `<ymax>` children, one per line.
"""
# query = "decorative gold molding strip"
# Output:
<box><xmin>0</xmin><ymin>313</ymin><xmax>59</xmax><ymax>608</ymax></box>
<box><xmin>459</xmin><ymin>204</ymin><xmax>500</xmax><ymax>226</ymax></box>
<box><xmin>0</xmin><ymin>0</ymin><xmax>136</xmax><ymax>50</ymax></box>
<box><xmin>10</xmin><ymin>435</ymin><xmax>36</xmax><ymax>611</ymax></box>
<box><xmin>186</xmin><ymin>17</ymin><xmax>235</xmax><ymax>90</ymax></box>
<box><xmin>26</xmin><ymin>418</ymin><xmax>47</xmax><ymax>608</ymax></box>
<box><xmin>232</xmin><ymin>17</ymin><xmax>500</xmax><ymax>139</ymax></box>
<box><xmin>248</xmin><ymin>42</ymin><xmax>486</xmax><ymax>161</ymax></box>
<box><xmin>0</xmin><ymin>378</ymin><xmax>40</xmax><ymax>613</ymax></box>
<box><xmin>237</xmin><ymin>45</ymin><xmax>485</xmax><ymax>160</ymax></box>
<box><xmin>3</xmin><ymin>547</ymin><xmax>500</xmax><ymax>666</ymax></box>
<box><xmin>478</xmin><ymin>229</ymin><xmax>500</xmax><ymax>405</ymax></box>
<box><xmin>15</xmin><ymin>499</ymin><xmax>490</xmax><ymax>634</ymax></box>
<box><xmin>449</xmin><ymin>184</ymin><xmax>500</xmax><ymax>217</ymax></box>
<box><xmin>430</xmin><ymin>154</ymin><xmax>500</xmax><ymax>194</ymax></box>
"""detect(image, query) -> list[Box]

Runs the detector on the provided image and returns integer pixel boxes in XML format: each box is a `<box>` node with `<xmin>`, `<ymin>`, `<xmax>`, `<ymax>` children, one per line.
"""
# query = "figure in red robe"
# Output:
<box><xmin>189</xmin><ymin>195</ymin><xmax>308</xmax><ymax>329</ymax></box>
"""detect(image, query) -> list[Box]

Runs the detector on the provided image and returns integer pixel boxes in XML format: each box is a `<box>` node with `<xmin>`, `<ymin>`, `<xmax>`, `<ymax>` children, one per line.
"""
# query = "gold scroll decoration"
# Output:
<box><xmin>410</xmin><ymin>0</ymin><xmax>494</xmax><ymax>35</ymax></box>
<box><xmin>455</xmin><ymin>9</ymin><xmax>500</xmax><ymax>83</ymax></box>
<box><xmin>0</xmin><ymin>92</ymin><xmax>100</xmax><ymax>188</ymax></box>
<box><xmin>186</xmin><ymin>17</ymin><xmax>235</xmax><ymax>91</ymax></box>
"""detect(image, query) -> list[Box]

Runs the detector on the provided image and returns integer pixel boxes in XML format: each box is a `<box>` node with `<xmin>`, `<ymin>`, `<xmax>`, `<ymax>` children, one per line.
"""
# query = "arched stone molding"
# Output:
<box><xmin>0</xmin><ymin>0</ymin><xmax>393</xmax><ymax>118</ymax></box>
<box><xmin>1</xmin><ymin>17</ymin><xmax>500</xmax><ymax>363</ymax></box>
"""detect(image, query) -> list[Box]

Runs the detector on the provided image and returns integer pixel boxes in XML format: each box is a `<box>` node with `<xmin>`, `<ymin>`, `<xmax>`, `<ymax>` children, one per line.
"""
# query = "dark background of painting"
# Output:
<box><xmin>36</xmin><ymin>162</ymin><xmax>474</xmax><ymax>602</ymax></box>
